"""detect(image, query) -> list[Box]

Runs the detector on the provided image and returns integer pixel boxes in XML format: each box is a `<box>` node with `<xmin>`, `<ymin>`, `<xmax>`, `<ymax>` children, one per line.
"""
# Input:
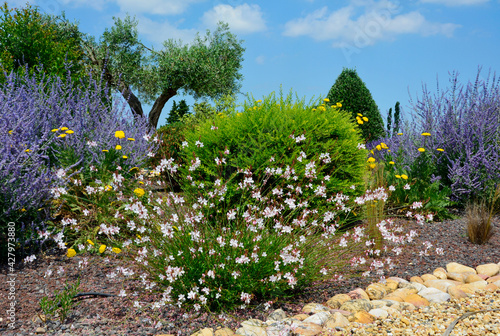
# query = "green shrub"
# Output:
<box><xmin>326</xmin><ymin>68</ymin><xmax>386</xmax><ymax>142</ymax></box>
<box><xmin>176</xmin><ymin>90</ymin><xmax>368</xmax><ymax>225</ymax></box>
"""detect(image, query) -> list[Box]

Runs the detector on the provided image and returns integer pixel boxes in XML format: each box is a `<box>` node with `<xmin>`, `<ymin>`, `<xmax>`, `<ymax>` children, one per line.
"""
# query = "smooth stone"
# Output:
<box><xmin>410</xmin><ymin>276</ymin><xmax>424</xmax><ymax>284</ymax></box>
<box><xmin>303</xmin><ymin>311</ymin><xmax>331</xmax><ymax>326</ymax></box>
<box><xmin>192</xmin><ymin>328</ymin><xmax>214</xmax><ymax>336</ymax></box>
<box><xmin>329</xmin><ymin>309</ymin><xmax>353</xmax><ymax>316</ymax></box>
<box><xmin>381</xmin><ymin>295</ymin><xmax>404</xmax><ymax>302</ymax></box>
<box><xmin>446</xmin><ymin>272</ymin><xmax>468</xmax><ymax>282</ymax></box>
<box><xmin>235</xmin><ymin>325</ymin><xmax>266</xmax><ymax>336</ymax></box>
<box><xmin>351</xmin><ymin>311</ymin><xmax>375</xmax><ymax>324</ymax></box>
<box><xmin>292</xmin><ymin>322</ymin><xmax>323</xmax><ymax>336</ymax></box>
<box><xmin>447</xmin><ymin>285</ymin><xmax>470</xmax><ymax>299</ymax></box>
<box><xmin>418</xmin><ymin>287</ymin><xmax>451</xmax><ymax>303</ymax></box>
<box><xmin>465</xmin><ymin>273</ymin><xmax>486</xmax><ymax>283</ymax></box>
<box><xmin>369</xmin><ymin>300</ymin><xmax>390</xmax><ymax>309</ymax></box>
<box><xmin>386</xmin><ymin>276</ymin><xmax>409</xmax><ymax>284</ymax></box>
<box><xmin>324</xmin><ymin>312</ymin><xmax>350</xmax><ymax>329</ymax></box>
<box><xmin>368</xmin><ymin>308</ymin><xmax>389</xmax><ymax>319</ymax></box>
<box><xmin>326</xmin><ymin>294</ymin><xmax>351</xmax><ymax>309</ymax></box>
<box><xmin>214</xmin><ymin>328</ymin><xmax>234</xmax><ymax>336</ymax></box>
<box><xmin>447</xmin><ymin>262</ymin><xmax>477</xmax><ymax>274</ymax></box>
<box><xmin>398</xmin><ymin>302</ymin><xmax>416</xmax><ymax>311</ymax></box>
<box><xmin>348</xmin><ymin>288</ymin><xmax>370</xmax><ymax>300</ymax></box>
<box><xmin>493</xmin><ymin>280</ymin><xmax>500</xmax><ymax>287</ymax></box>
<box><xmin>302</xmin><ymin>303</ymin><xmax>329</xmax><ymax>313</ymax></box>
<box><xmin>421</xmin><ymin>274</ymin><xmax>438</xmax><ymax>282</ymax></box>
<box><xmin>403</xmin><ymin>293</ymin><xmax>430</xmax><ymax>308</ymax></box>
<box><xmin>385</xmin><ymin>281</ymin><xmax>399</xmax><ymax>291</ymax></box>
<box><xmin>267</xmin><ymin>309</ymin><xmax>287</xmax><ymax>322</ymax></box>
<box><xmin>381</xmin><ymin>300</ymin><xmax>402</xmax><ymax>309</ymax></box>
<box><xmin>487</xmin><ymin>275</ymin><xmax>500</xmax><ymax>283</ymax></box>
<box><xmin>485</xmin><ymin>283</ymin><xmax>499</xmax><ymax>291</ymax></box>
<box><xmin>433</xmin><ymin>267</ymin><xmax>448</xmax><ymax>279</ymax></box>
<box><xmin>381</xmin><ymin>306</ymin><xmax>400</xmax><ymax>316</ymax></box>
<box><xmin>457</xmin><ymin>281</ymin><xmax>488</xmax><ymax>293</ymax></box>
<box><xmin>476</xmin><ymin>263</ymin><xmax>500</xmax><ymax>277</ymax></box>
<box><xmin>387</xmin><ymin>287</ymin><xmax>418</xmax><ymax>300</ymax></box>
<box><xmin>340</xmin><ymin>299</ymin><xmax>373</xmax><ymax>313</ymax></box>
<box><xmin>291</xmin><ymin>314</ymin><xmax>310</xmax><ymax>321</ymax></box>
<box><xmin>35</xmin><ymin>327</ymin><xmax>46</xmax><ymax>334</ymax></box>
<box><xmin>424</xmin><ymin>279</ymin><xmax>461</xmax><ymax>292</ymax></box>
<box><xmin>409</xmin><ymin>282</ymin><xmax>427</xmax><ymax>292</ymax></box>
<box><xmin>365</xmin><ymin>283</ymin><xmax>388</xmax><ymax>300</ymax></box>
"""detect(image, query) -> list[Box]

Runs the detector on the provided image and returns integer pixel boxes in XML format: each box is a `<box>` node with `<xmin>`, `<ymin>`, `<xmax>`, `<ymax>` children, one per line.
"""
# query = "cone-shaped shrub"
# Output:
<box><xmin>326</xmin><ymin>68</ymin><xmax>386</xmax><ymax>142</ymax></box>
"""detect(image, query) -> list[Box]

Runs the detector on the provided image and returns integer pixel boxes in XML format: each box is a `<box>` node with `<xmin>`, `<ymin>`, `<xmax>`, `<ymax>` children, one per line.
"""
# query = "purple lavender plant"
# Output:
<box><xmin>0</xmin><ymin>69</ymin><xmax>155</xmax><ymax>262</ymax></box>
<box><xmin>371</xmin><ymin>67</ymin><xmax>500</xmax><ymax>203</ymax></box>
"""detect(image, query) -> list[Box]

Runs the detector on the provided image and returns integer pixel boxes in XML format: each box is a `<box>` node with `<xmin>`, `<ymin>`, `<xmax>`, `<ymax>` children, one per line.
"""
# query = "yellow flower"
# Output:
<box><xmin>312</xmin><ymin>108</ymin><xmax>317</xmax><ymax>112</ymax></box>
<box><xmin>60</xmin><ymin>127</ymin><xmax>69</xmax><ymax>131</ymax></box>
<box><xmin>421</xmin><ymin>132</ymin><xmax>431</xmax><ymax>136</ymax></box>
<box><xmin>173</xmin><ymin>226</ymin><xmax>179</xmax><ymax>232</ymax></box>
<box><xmin>115</xmin><ymin>145</ymin><xmax>122</xmax><ymax>150</ymax></box>
<box><xmin>397</xmin><ymin>133</ymin><xmax>403</xmax><ymax>135</ymax></box>
<box><xmin>375</xmin><ymin>145</ymin><xmax>382</xmax><ymax>151</ymax></box>
<box><xmin>357</xmin><ymin>118</ymin><xmax>363</xmax><ymax>125</ymax></box>
<box><xmin>129</xmin><ymin>167</ymin><xmax>139</xmax><ymax>172</ymax></box>
<box><xmin>363</xmin><ymin>117</ymin><xmax>368</xmax><ymax>122</ymax></box>
<box><xmin>8</xmin><ymin>130</ymin><xmax>13</xmax><ymax>135</ymax></box>
<box><xmin>369</xmin><ymin>163</ymin><xmax>376</xmax><ymax>169</ymax></box>
<box><xmin>21</xmin><ymin>208</ymin><xmax>26</xmax><ymax>212</ymax></box>
<box><xmin>122</xmin><ymin>155</ymin><xmax>128</xmax><ymax>159</ymax></box>
<box><xmin>65</xmin><ymin>130</ymin><xmax>74</xmax><ymax>134</ymax></box>
<box><xmin>67</xmin><ymin>248</ymin><xmax>77</xmax><ymax>258</ymax></box>
<box><xmin>136</xmin><ymin>234</ymin><xmax>142</xmax><ymax>239</ymax></box>
<box><xmin>127</xmin><ymin>138</ymin><xmax>135</xmax><ymax>141</ymax></box>
<box><xmin>87</xmin><ymin>239</ymin><xmax>94</xmax><ymax>246</ymax></box>
<box><xmin>134</xmin><ymin>188</ymin><xmax>145</xmax><ymax>197</ymax></box>
<box><xmin>437</xmin><ymin>148</ymin><xmax>444</xmax><ymax>152</ymax></box>
<box><xmin>99</xmin><ymin>245</ymin><xmax>106</xmax><ymax>253</ymax></box>
<box><xmin>323</xmin><ymin>98</ymin><xmax>330</xmax><ymax>102</ymax></box>
<box><xmin>102</xmin><ymin>149</ymin><xmax>109</xmax><ymax>152</ymax></box>
<box><xmin>112</xmin><ymin>247</ymin><xmax>122</xmax><ymax>254</ymax></box>
<box><xmin>256</xmin><ymin>100</ymin><xmax>262</xmax><ymax>103</ymax></box>
<box><xmin>395</xmin><ymin>175</ymin><xmax>401</xmax><ymax>179</ymax></box>
<box><xmin>58</xmin><ymin>134</ymin><xmax>67</xmax><ymax>138</ymax></box>
<box><xmin>105</xmin><ymin>185</ymin><xmax>112</xmax><ymax>191</ymax></box>
<box><xmin>401</xmin><ymin>174</ymin><xmax>408</xmax><ymax>180</ymax></box>
<box><xmin>367</xmin><ymin>157</ymin><xmax>376</xmax><ymax>163</ymax></box>
<box><xmin>336</xmin><ymin>102</ymin><xmax>342</xmax><ymax>108</ymax></box>
<box><xmin>370</xmin><ymin>150</ymin><xmax>374</xmax><ymax>154</ymax></box>
<box><xmin>115</xmin><ymin>130</ymin><xmax>125</xmax><ymax>139</ymax></box>
<box><xmin>418</xmin><ymin>148</ymin><xmax>425</xmax><ymax>152</ymax></box>
<box><xmin>357</xmin><ymin>113</ymin><xmax>363</xmax><ymax>117</ymax></box>
<box><xmin>25</xmin><ymin>149</ymin><xmax>31</xmax><ymax>152</ymax></box>
<box><xmin>380</xmin><ymin>143</ymin><xmax>388</xmax><ymax>149</ymax></box>
<box><xmin>51</xmin><ymin>128</ymin><xmax>59</xmax><ymax>132</ymax></box>
<box><xmin>139</xmin><ymin>181</ymin><xmax>144</xmax><ymax>184</ymax></box>
<box><xmin>389</xmin><ymin>161</ymin><xmax>395</xmax><ymax>165</ymax></box>
<box><xmin>236</xmin><ymin>113</ymin><xmax>242</xmax><ymax>117</ymax></box>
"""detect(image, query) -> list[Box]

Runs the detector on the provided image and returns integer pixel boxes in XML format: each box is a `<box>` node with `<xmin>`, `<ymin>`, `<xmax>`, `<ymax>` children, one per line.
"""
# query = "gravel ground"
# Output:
<box><xmin>1</xmin><ymin>212</ymin><xmax>499</xmax><ymax>336</ymax></box>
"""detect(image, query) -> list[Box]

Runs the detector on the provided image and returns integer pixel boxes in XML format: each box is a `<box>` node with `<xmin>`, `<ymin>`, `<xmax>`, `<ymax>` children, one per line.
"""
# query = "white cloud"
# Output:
<box><xmin>136</xmin><ymin>16</ymin><xmax>199</xmax><ymax>49</ymax></box>
<box><xmin>255</xmin><ymin>55</ymin><xmax>265</xmax><ymax>64</ymax></box>
<box><xmin>420</xmin><ymin>0</ymin><xmax>489</xmax><ymax>6</ymax></box>
<box><xmin>283</xmin><ymin>1</ymin><xmax>460</xmax><ymax>48</ymax></box>
<box><xmin>202</xmin><ymin>4</ymin><xmax>266</xmax><ymax>34</ymax></box>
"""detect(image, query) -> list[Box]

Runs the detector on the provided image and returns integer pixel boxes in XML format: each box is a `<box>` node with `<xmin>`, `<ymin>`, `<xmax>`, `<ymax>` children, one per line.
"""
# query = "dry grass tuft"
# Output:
<box><xmin>465</xmin><ymin>201</ymin><xmax>494</xmax><ymax>244</ymax></box>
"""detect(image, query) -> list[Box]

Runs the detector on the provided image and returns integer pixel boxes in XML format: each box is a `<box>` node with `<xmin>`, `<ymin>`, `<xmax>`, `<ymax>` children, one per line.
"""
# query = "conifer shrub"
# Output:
<box><xmin>326</xmin><ymin>68</ymin><xmax>386</xmax><ymax>142</ymax></box>
<box><xmin>175</xmin><ymin>91</ymin><xmax>368</xmax><ymax>226</ymax></box>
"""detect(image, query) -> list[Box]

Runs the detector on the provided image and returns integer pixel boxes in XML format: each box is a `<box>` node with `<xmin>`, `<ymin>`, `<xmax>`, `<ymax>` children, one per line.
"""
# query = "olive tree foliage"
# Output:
<box><xmin>0</xmin><ymin>2</ymin><xmax>85</xmax><ymax>83</ymax></box>
<box><xmin>82</xmin><ymin>15</ymin><xmax>245</xmax><ymax>129</ymax></box>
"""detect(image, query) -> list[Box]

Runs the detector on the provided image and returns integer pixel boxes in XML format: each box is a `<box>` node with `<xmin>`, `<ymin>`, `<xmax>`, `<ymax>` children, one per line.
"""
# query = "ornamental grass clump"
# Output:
<box><xmin>465</xmin><ymin>185</ymin><xmax>500</xmax><ymax>244</ymax></box>
<box><xmin>123</xmin><ymin>132</ymin><xmax>438</xmax><ymax>313</ymax></box>
<box><xmin>0</xmin><ymin>68</ymin><xmax>155</xmax><ymax>261</ymax></box>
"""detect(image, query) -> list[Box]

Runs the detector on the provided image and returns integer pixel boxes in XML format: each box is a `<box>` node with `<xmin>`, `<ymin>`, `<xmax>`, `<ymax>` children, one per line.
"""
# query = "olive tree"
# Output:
<box><xmin>82</xmin><ymin>15</ymin><xmax>245</xmax><ymax>129</ymax></box>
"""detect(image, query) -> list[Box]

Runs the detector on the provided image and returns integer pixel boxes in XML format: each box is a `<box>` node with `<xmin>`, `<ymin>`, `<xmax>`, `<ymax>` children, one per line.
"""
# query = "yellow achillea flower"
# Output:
<box><xmin>115</xmin><ymin>145</ymin><xmax>122</xmax><ymax>150</ymax></box>
<box><xmin>323</xmin><ymin>98</ymin><xmax>330</xmax><ymax>102</ymax></box>
<box><xmin>129</xmin><ymin>167</ymin><xmax>139</xmax><ymax>172</ymax></box>
<box><xmin>21</xmin><ymin>208</ymin><xmax>26</xmax><ymax>212</ymax></box>
<box><xmin>60</xmin><ymin>127</ymin><xmax>69</xmax><ymax>131</ymax></box>
<box><xmin>65</xmin><ymin>130</ymin><xmax>74</xmax><ymax>134</ymax></box>
<box><xmin>127</xmin><ymin>138</ymin><xmax>135</xmax><ymax>141</ymax></box>
<box><xmin>369</xmin><ymin>163</ymin><xmax>376</xmax><ymax>169</ymax></box>
<box><xmin>395</xmin><ymin>175</ymin><xmax>401</xmax><ymax>179</ymax></box>
<box><xmin>102</xmin><ymin>149</ymin><xmax>109</xmax><ymax>152</ymax></box>
<box><xmin>397</xmin><ymin>133</ymin><xmax>403</xmax><ymax>135</ymax></box>
<box><xmin>99</xmin><ymin>245</ymin><xmax>106</xmax><ymax>253</ymax></box>
<box><xmin>418</xmin><ymin>148</ymin><xmax>425</xmax><ymax>152</ymax></box>
<box><xmin>336</xmin><ymin>102</ymin><xmax>342</xmax><ymax>108</ymax></box>
<box><xmin>401</xmin><ymin>174</ymin><xmax>408</xmax><ymax>180</ymax></box>
<box><xmin>115</xmin><ymin>130</ymin><xmax>125</xmax><ymax>139</ymax></box>
<box><xmin>58</xmin><ymin>134</ymin><xmax>67</xmax><ymax>138</ymax></box>
<box><xmin>375</xmin><ymin>145</ymin><xmax>382</xmax><ymax>151</ymax></box>
<box><xmin>367</xmin><ymin>157</ymin><xmax>376</xmax><ymax>163</ymax></box>
<box><xmin>67</xmin><ymin>248</ymin><xmax>77</xmax><ymax>258</ymax></box>
<box><xmin>356</xmin><ymin>118</ymin><xmax>363</xmax><ymax>125</ymax></box>
<box><xmin>421</xmin><ymin>132</ymin><xmax>431</xmax><ymax>136</ymax></box>
<box><xmin>87</xmin><ymin>239</ymin><xmax>94</xmax><ymax>246</ymax></box>
<box><xmin>112</xmin><ymin>247</ymin><xmax>122</xmax><ymax>254</ymax></box>
<box><xmin>122</xmin><ymin>155</ymin><xmax>128</xmax><ymax>159</ymax></box>
<box><xmin>51</xmin><ymin>128</ymin><xmax>59</xmax><ymax>132</ymax></box>
<box><xmin>256</xmin><ymin>100</ymin><xmax>262</xmax><ymax>103</ymax></box>
<box><xmin>437</xmin><ymin>148</ymin><xmax>444</xmax><ymax>152</ymax></box>
<box><xmin>357</xmin><ymin>113</ymin><xmax>363</xmax><ymax>116</ymax></box>
<box><xmin>380</xmin><ymin>143</ymin><xmax>388</xmax><ymax>149</ymax></box>
<box><xmin>389</xmin><ymin>161</ymin><xmax>395</xmax><ymax>165</ymax></box>
<box><xmin>134</xmin><ymin>188</ymin><xmax>145</xmax><ymax>197</ymax></box>
<box><xmin>25</xmin><ymin>149</ymin><xmax>31</xmax><ymax>152</ymax></box>
<box><xmin>8</xmin><ymin>130</ymin><xmax>13</xmax><ymax>135</ymax></box>
<box><xmin>363</xmin><ymin>117</ymin><xmax>368</xmax><ymax>122</ymax></box>
<box><xmin>105</xmin><ymin>185</ymin><xmax>112</xmax><ymax>192</ymax></box>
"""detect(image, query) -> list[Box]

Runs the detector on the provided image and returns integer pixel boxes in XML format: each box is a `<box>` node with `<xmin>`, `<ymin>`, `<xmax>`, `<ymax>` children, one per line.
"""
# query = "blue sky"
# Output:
<box><xmin>8</xmin><ymin>0</ymin><xmax>500</xmax><ymax>128</ymax></box>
